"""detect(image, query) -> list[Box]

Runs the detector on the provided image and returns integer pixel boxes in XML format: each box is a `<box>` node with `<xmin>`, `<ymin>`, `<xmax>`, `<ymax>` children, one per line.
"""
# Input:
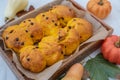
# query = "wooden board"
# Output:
<box><xmin>0</xmin><ymin>0</ymin><xmax>113</xmax><ymax>80</ymax></box>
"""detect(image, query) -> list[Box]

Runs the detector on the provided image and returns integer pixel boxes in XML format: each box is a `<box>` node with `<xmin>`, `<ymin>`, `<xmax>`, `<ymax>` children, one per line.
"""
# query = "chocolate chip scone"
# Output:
<box><xmin>2</xmin><ymin>25</ymin><xmax>19</xmax><ymax>39</ymax></box>
<box><xmin>38</xmin><ymin>36</ymin><xmax>64</xmax><ymax>66</ymax></box>
<box><xmin>66</xmin><ymin>18</ymin><xmax>93</xmax><ymax>43</ymax></box>
<box><xmin>50</xmin><ymin>5</ymin><xmax>76</xmax><ymax>27</ymax></box>
<box><xmin>36</xmin><ymin>12</ymin><xmax>60</xmax><ymax>36</ymax></box>
<box><xmin>20</xmin><ymin>45</ymin><xmax>46</xmax><ymax>73</ymax></box>
<box><xmin>59</xmin><ymin>28</ymin><xmax>80</xmax><ymax>56</ymax></box>
<box><xmin>2</xmin><ymin>26</ymin><xmax>33</xmax><ymax>53</ymax></box>
<box><xmin>19</xmin><ymin>18</ymin><xmax>44</xmax><ymax>43</ymax></box>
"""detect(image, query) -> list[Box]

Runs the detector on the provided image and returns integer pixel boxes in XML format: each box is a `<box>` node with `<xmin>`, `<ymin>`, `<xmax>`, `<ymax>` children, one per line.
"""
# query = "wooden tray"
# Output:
<box><xmin>0</xmin><ymin>0</ymin><xmax>113</xmax><ymax>80</ymax></box>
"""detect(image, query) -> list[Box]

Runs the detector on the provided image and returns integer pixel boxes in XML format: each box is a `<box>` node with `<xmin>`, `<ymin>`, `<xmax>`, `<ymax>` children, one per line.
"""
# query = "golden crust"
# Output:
<box><xmin>66</xmin><ymin>18</ymin><xmax>93</xmax><ymax>43</ymax></box>
<box><xmin>36</xmin><ymin>12</ymin><xmax>60</xmax><ymax>36</ymax></box>
<box><xmin>3</xmin><ymin>26</ymin><xmax>33</xmax><ymax>53</ymax></box>
<box><xmin>20</xmin><ymin>46</ymin><xmax>46</xmax><ymax>73</ymax></box>
<box><xmin>50</xmin><ymin>5</ymin><xmax>76</xmax><ymax>27</ymax></box>
<box><xmin>19</xmin><ymin>18</ymin><xmax>44</xmax><ymax>43</ymax></box>
<box><xmin>39</xmin><ymin>36</ymin><xmax>64</xmax><ymax>66</ymax></box>
<box><xmin>60</xmin><ymin>29</ymin><xmax>80</xmax><ymax>56</ymax></box>
<box><xmin>2</xmin><ymin>25</ymin><xmax>19</xmax><ymax>39</ymax></box>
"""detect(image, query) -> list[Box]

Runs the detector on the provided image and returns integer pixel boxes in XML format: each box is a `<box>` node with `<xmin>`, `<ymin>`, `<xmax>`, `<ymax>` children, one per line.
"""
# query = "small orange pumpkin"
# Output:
<box><xmin>87</xmin><ymin>0</ymin><xmax>112</xmax><ymax>19</ymax></box>
<box><xmin>101</xmin><ymin>35</ymin><xmax>120</xmax><ymax>64</ymax></box>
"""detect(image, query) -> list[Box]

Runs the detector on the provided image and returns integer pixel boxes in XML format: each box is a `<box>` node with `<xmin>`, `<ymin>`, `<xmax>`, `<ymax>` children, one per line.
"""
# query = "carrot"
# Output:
<box><xmin>62</xmin><ymin>63</ymin><xmax>84</xmax><ymax>80</ymax></box>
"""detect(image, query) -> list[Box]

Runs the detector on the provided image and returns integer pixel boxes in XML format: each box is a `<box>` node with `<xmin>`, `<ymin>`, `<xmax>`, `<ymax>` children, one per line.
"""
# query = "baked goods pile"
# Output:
<box><xmin>2</xmin><ymin>5</ymin><xmax>93</xmax><ymax>73</ymax></box>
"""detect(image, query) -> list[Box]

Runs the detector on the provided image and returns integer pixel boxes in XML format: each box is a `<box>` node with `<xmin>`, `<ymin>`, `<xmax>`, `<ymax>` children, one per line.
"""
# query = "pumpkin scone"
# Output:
<box><xmin>19</xmin><ymin>18</ymin><xmax>44</xmax><ymax>43</ymax></box>
<box><xmin>20</xmin><ymin>46</ymin><xmax>46</xmax><ymax>73</ymax></box>
<box><xmin>38</xmin><ymin>36</ymin><xmax>64</xmax><ymax>66</ymax></box>
<box><xmin>2</xmin><ymin>25</ymin><xmax>19</xmax><ymax>39</ymax></box>
<box><xmin>59</xmin><ymin>29</ymin><xmax>80</xmax><ymax>56</ymax></box>
<box><xmin>66</xmin><ymin>18</ymin><xmax>93</xmax><ymax>43</ymax></box>
<box><xmin>35</xmin><ymin>12</ymin><xmax>60</xmax><ymax>36</ymax></box>
<box><xmin>50</xmin><ymin>5</ymin><xmax>76</xmax><ymax>27</ymax></box>
<box><xmin>3</xmin><ymin>27</ymin><xmax>33</xmax><ymax>53</ymax></box>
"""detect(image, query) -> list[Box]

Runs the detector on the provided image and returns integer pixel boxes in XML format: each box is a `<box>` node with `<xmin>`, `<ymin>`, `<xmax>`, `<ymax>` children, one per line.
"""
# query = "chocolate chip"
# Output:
<box><xmin>33</xmin><ymin>42</ymin><xmax>38</xmax><ymax>45</ymax></box>
<box><xmin>52</xmin><ymin>20</ymin><xmax>55</xmax><ymax>22</ymax></box>
<box><xmin>26</xmin><ymin>58</ymin><xmax>30</xmax><ymax>61</ymax></box>
<box><xmin>73</xmin><ymin>19</ymin><xmax>76</xmax><ymax>21</ymax></box>
<box><xmin>30</xmin><ymin>22</ymin><xmax>34</xmax><ymax>25</ymax></box>
<box><xmin>42</xmin><ymin>14</ymin><xmax>45</xmax><ymax>17</ymax></box>
<box><xmin>9</xmin><ymin>30</ymin><xmax>14</xmax><ymax>33</ymax></box>
<box><xmin>58</xmin><ymin>36</ymin><xmax>62</xmax><ymax>40</ymax></box>
<box><xmin>28</xmin><ymin>19</ymin><xmax>31</xmax><ymax>22</ymax></box>
<box><xmin>80</xmin><ymin>36</ymin><xmax>82</xmax><ymax>38</ymax></box>
<box><xmin>65</xmin><ymin>46</ymin><xmax>66</xmax><ymax>48</ymax></box>
<box><xmin>30</xmin><ymin>35</ymin><xmax>34</xmax><ymax>38</ymax></box>
<box><xmin>55</xmin><ymin>23</ymin><xmax>58</xmax><ymax>26</ymax></box>
<box><xmin>23</xmin><ymin>21</ymin><xmax>26</xmax><ymax>23</ymax></box>
<box><xmin>6</xmin><ymin>36</ymin><xmax>9</xmax><ymax>40</ymax></box>
<box><xmin>62</xmin><ymin>26</ymin><xmax>65</xmax><ymax>28</ymax></box>
<box><xmin>21</xmin><ymin>42</ymin><xmax>24</xmax><ymax>45</ymax></box>
<box><xmin>36</xmin><ymin>46</ymin><xmax>39</xmax><ymax>48</ymax></box>
<box><xmin>46</xmin><ymin>17</ymin><xmax>49</xmax><ymax>20</ymax></box>
<box><xmin>25</xmin><ymin>30</ymin><xmax>28</xmax><ymax>33</ymax></box>
<box><xmin>61</xmin><ymin>51</ymin><xmax>64</xmax><ymax>54</ymax></box>
<box><xmin>15</xmin><ymin>38</ymin><xmax>19</xmax><ymax>41</ymax></box>
<box><xmin>68</xmin><ymin>26</ymin><xmax>71</xmax><ymax>29</ymax></box>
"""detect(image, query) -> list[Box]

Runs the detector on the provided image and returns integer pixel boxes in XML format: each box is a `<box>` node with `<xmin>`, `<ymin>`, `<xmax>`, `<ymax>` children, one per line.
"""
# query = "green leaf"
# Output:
<box><xmin>85</xmin><ymin>54</ymin><xmax>120</xmax><ymax>80</ymax></box>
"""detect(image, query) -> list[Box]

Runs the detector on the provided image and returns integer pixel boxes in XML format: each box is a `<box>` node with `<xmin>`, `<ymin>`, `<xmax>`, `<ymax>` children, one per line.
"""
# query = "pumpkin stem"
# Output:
<box><xmin>98</xmin><ymin>0</ymin><xmax>104</xmax><ymax>5</ymax></box>
<box><xmin>115</xmin><ymin>37</ymin><xmax>120</xmax><ymax>48</ymax></box>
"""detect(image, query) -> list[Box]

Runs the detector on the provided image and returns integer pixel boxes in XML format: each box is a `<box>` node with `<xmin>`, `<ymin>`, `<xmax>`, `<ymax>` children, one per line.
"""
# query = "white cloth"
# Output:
<box><xmin>0</xmin><ymin>0</ymin><xmax>119</xmax><ymax>80</ymax></box>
